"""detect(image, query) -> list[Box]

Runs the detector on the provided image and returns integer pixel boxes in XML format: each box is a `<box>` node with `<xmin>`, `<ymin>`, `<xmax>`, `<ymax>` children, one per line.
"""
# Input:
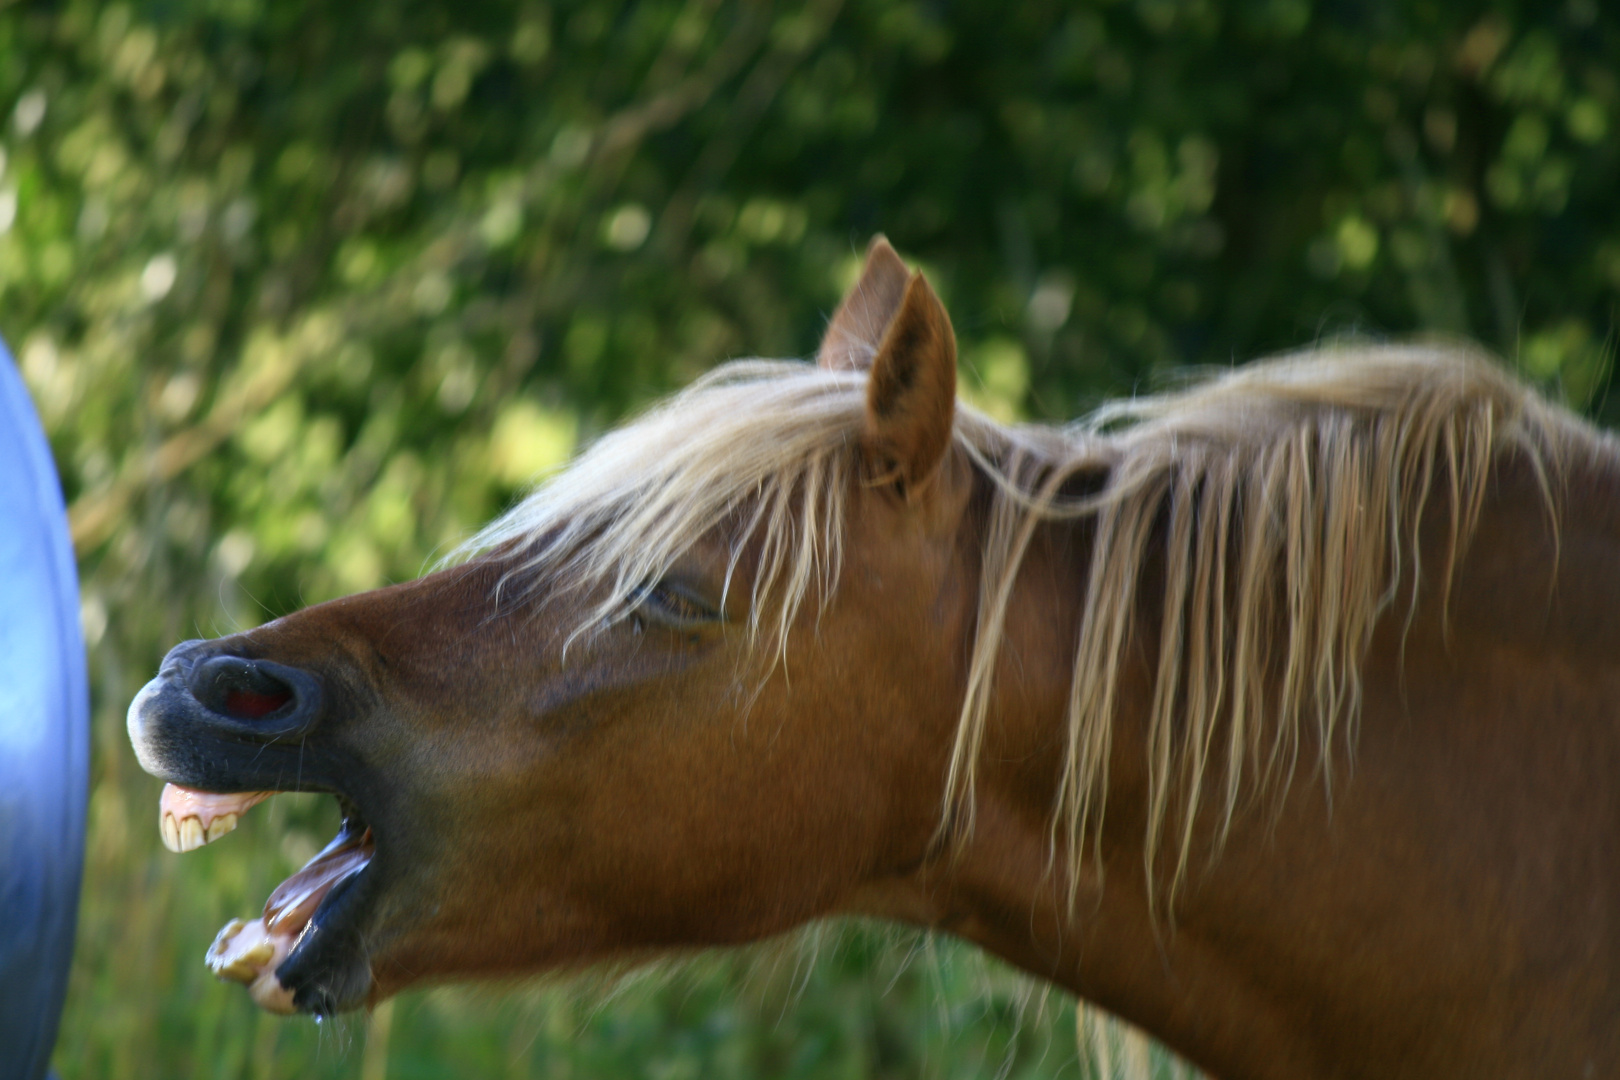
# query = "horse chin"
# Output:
<box><xmin>258</xmin><ymin>828</ymin><xmax>381</xmax><ymax>1016</ymax></box>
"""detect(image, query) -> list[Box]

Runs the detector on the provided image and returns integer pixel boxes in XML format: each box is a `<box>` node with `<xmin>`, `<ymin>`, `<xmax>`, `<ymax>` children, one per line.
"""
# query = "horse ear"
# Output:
<box><xmin>863</xmin><ymin>271</ymin><xmax>957</xmax><ymax>495</ymax></box>
<box><xmin>818</xmin><ymin>236</ymin><xmax>912</xmax><ymax>372</ymax></box>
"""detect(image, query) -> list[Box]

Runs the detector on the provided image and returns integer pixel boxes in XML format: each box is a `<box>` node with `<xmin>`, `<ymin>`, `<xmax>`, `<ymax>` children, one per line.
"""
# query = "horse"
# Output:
<box><xmin>128</xmin><ymin>237</ymin><xmax>1620</xmax><ymax>1079</ymax></box>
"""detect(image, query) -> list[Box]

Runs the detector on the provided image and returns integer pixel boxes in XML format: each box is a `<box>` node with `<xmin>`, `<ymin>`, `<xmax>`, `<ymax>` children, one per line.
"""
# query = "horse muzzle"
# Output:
<box><xmin>127</xmin><ymin>639</ymin><xmax>340</xmax><ymax>792</ymax></box>
<box><xmin>128</xmin><ymin>636</ymin><xmax>384</xmax><ymax>1015</ymax></box>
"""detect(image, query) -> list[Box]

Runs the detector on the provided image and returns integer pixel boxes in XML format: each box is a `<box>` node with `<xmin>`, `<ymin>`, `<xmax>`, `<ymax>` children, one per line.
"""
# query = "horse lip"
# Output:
<box><xmin>275</xmin><ymin>843</ymin><xmax>382</xmax><ymax>1014</ymax></box>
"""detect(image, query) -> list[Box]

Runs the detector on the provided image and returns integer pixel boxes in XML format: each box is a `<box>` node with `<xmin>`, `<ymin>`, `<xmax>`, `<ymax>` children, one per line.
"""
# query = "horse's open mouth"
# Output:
<box><xmin>159</xmin><ymin>782</ymin><xmax>375</xmax><ymax>1014</ymax></box>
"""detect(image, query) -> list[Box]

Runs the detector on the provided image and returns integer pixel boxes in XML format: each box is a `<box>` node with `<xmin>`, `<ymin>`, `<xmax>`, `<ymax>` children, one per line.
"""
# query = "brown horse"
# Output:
<box><xmin>129</xmin><ymin>237</ymin><xmax>1620</xmax><ymax>1079</ymax></box>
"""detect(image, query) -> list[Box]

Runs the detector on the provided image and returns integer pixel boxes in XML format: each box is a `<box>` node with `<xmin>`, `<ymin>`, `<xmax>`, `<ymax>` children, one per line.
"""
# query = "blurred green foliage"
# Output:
<box><xmin>1</xmin><ymin>0</ymin><xmax>1616</xmax><ymax>1075</ymax></box>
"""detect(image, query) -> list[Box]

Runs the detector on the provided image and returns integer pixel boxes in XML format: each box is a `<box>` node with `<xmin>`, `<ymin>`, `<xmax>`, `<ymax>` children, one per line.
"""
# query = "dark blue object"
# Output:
<box><xmin>0</xmin><ymin>339</ymin><xmax>89</xmax><ymax>1080</ymax></box>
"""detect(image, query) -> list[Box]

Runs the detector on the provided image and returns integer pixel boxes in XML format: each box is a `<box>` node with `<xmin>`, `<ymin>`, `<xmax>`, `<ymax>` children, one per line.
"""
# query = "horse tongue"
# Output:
<box><xmin>206</xmin><ymin>828</ymin><xmax>373</xmax><ymax>1014</ymax></box>
<box><xmin>262</xmin><ymin>828</ymin><xmax>373</xmax><ymax>934</ymax></box>
<box><xmin>159</xmin><ymin>783</ymin><xmax>273</xmax><ymax>853</ymax></box>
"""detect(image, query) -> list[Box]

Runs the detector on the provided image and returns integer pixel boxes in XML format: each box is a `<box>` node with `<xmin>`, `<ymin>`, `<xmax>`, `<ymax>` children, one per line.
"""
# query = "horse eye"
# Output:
<box><xmin>631</xmin><ymin>581</ymin><xmax>720</xmax><ymax>628</ymax></box>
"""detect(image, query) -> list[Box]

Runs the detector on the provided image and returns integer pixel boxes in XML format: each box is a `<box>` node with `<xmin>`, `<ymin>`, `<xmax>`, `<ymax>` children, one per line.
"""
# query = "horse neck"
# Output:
<box><xmin>899</xmin><ymin>438</ymin><xmax>1620</xmax><ymax>1080</ymax></box>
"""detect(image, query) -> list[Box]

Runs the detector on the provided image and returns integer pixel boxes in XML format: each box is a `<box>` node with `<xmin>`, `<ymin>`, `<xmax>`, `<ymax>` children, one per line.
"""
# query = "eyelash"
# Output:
<box><xmin>630</xmin><ymin>581</ymin><xmax>720</xmax><ymax>631</ymax></box>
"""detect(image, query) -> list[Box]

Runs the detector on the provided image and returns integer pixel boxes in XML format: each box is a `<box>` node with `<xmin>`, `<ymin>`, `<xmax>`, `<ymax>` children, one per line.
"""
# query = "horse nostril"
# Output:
<box><xmin>224</xmin><ymin>686</ymin><xmax>293</xmax><ymax>719</ymax></box>
<box><xmin>191</xmin><ymin>656</ymin><xmax>298</xmax><ymax>722</ymax></box>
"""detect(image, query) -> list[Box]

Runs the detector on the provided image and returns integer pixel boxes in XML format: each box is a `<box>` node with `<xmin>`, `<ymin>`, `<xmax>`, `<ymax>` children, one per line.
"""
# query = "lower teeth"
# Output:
<box><xmin>204</xmin><ymin>822</ymin><xmax>374</xmax><ymax>1013</ymax></box>
<box><xmin>205</xmin><ymin>917</ymin><xmax>296</xmax><ymax>1014</ymax></box>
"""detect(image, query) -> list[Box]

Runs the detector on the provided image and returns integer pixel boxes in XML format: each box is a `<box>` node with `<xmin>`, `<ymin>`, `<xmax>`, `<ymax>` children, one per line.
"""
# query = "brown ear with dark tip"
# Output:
<box><xmin>863</xmin><ymin>271</ymin><xmax>957</xmax><ymax>495</ymax></box>
<box><xmin>818</xmin><ymin>235</ymin><xmax>913</xmax><ymax>372</ymax></box>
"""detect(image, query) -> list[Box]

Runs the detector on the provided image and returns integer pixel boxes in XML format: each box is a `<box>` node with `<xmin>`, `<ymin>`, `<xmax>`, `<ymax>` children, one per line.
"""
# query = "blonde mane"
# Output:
<box><xmin>466</xmin><ymin>344</ymin><xmax>1576</xmax><ymax>900</ymax></box>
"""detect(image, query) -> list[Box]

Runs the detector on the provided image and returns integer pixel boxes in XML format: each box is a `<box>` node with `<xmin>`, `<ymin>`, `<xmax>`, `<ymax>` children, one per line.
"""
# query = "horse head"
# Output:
<box><xmin>128</xmin><ymin>238</ymin><xmax>998</xmax><ymax>1016</ymax></box>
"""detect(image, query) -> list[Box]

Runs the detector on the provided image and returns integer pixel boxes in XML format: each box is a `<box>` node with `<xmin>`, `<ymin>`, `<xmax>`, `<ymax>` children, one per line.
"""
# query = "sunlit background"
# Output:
<box><xmin>2</xmin><ymin>0</ymin><xmax>1617</xmax><ymax>1075</ymax></box>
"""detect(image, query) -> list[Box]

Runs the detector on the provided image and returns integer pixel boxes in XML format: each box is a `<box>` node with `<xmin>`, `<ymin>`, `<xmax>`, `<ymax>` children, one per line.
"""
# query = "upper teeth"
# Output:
<box><xmin>161</xmin><ymin>811</ymin><xmax>240</xmax><ymax>853</ymax></box>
